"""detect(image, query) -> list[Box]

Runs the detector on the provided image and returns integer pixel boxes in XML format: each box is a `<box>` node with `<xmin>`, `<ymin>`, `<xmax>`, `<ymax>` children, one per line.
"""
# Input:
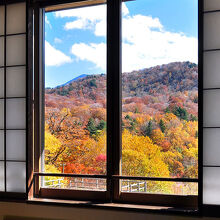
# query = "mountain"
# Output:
<box><xmin>56</xmin><ymin>74</ymin><xmax>87</xmax><ymax>88</ymax></box>
<box><xmin>122</xmin><ymin>61</ymin><xmax>197</xmax><ymax>96</ymax></box>
<box><xmin>45</xmin><ymin>61</ymin><xmax>198</xmax><ymax>117</ymax></box>
<box><xmin>46</xmin><ymin>61</ymin><xmax>197</xmax><ymax>98</ymax></box>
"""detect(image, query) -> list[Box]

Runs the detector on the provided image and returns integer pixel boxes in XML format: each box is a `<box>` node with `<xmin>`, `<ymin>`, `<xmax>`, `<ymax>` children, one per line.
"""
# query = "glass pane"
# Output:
<box><xmin>6</xmin><ymin>98</ymin><xmax>26</xmax><ymax>129</ymax></box>
<box><xmin>0</xmin><ymin>68</ymin><xmax>4</xmax><ymax>98</ymax></box>
<box><xmin>0</xmin><ymin>161</ymin><xmax>4</xmax><ymax>192</ymax></box>
<box><xmin>42</xmin><ymin>176</ymin><xmax>106</xmax><ymax>191</ymax></box>
<box><xmin>203</xmin><ymin>90</ymin><xmax>220</xmax><ymax>127</ymax></box>
<box><xmin>0</xmin><ymin>6</ymin><xmax>4</xmax><ymax>36</ymax></box>
<box><xmin>204</xmin><ymin>0</ymin><xmax>220</xmax><ymax>11</ymax></box>
<box><xmin>6</xmin><ymin>130</ymin><xmax>26</xmax><ymax>161</ymax></box>
<box><xmin>6</xmin><ymin>3</ymin><xmax>26</xmax><ymax>35</ymax></box>
<box><xmin>0</xmin><ymin>37</ymin><xmax>4</xmax><ymax>67</ymax></box>
<box><xmin>204</xmin><ymin>51</ymin><xmax>220</xmax><ymax>88</ymax></box>
<box><xmin>203</xmin><ymin>167</ymin><xmax>220</xmax><ymax>205</ymax></box>
<box><xmin>6</xmin><ymin>35</ymin><xmax>26</xmax><ymax>66</ymax></box>
<box><xmin>203</xmin><ymin>128</ymin><xmax>220</xmax><ymax>166</ymax></box>
<box><xmin>6</xmin><ymin>66</ymin><xmax>26</xmax><ymax>97</ymax></box>
<box><xmin>44</xmin><ymin>1</ymin><xmax>107</xmax><ymax>179</ymax></box>
<box><xmin>6</xmin><ymin>162</ymin><xmax>26</xmax><ymax>192</ymax></box>
<box><xmin>121</xmin><ymin>0</ymin><xmax>198</xmax><ymax>189</ymax></box>
<box><xmin>0</xmin><ymin>99</ymin><xmax>4</xmax><ymax>129</ymax></box>
<box><xmin>204</xmin><ymin>13</ymin><xmax>220</xmax><ymax>50</ymax></box>
<box><xmin>0</xmin><ymin>130</ymin><xmax>4</xmax><ymax>161</ymax></box>
<box><xmin>120</xmin><ymin>179</ymin><xmax>197</xmax><ymax>196</ymax></box>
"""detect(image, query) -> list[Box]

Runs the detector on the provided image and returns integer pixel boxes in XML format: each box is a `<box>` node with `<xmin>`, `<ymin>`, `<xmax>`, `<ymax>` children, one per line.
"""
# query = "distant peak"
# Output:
<box><xmin>56</xmin><ymin>74</ymin><xmax>87</xmax><ymax>88</ymax></box>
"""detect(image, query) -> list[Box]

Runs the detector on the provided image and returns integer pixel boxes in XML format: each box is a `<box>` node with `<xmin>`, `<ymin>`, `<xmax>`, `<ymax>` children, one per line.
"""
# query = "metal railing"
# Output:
<box><xmin>43</xmin><ymin>177</ymin><xmax>106</xmax><ymax>191</ymax></box>
<box><xmin>43</xmin><ymin>178</ymin><xmax>198</xmax><ymax>195</ymax></box>
<box><xmin>121</xmin><ymin>180</ymin><xmax>147</xmax><ymax>192</ymax></box>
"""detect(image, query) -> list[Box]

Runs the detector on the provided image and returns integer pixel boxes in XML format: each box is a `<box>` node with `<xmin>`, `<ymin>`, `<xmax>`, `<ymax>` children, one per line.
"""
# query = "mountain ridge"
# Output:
<box><xmin>56</xmin><ymin>74</ymin><xmax>88</xmax><ymax>88</ymax></box>
<box><xmin>46</xmin><ymin>61</ymin><xmax>198</xmax><ymax>98</ymax></box>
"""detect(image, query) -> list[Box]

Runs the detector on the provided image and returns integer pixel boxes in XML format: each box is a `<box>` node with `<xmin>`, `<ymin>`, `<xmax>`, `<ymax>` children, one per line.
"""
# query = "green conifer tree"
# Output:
<box><xmin>87</xmin><ymin>118</ymin><xmax>97</xmax><ymax>136</ymax></box>
<box><xmin>159</xmin><ymin>119</ymin><xmax>166</xmax><ymax>133</ymax></box>
<box><xmin>97</xmin><ymin>120</ymin><xmax>106</xmax><ymax>130</ymax></box>
<box><xmin>145</xmin><ymin>120</ymin><xmax>153</xmax><ymax>137</ymax></box>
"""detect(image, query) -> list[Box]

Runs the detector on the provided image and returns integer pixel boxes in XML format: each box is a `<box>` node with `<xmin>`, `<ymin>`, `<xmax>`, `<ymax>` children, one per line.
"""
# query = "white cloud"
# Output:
<box><xmin>94</xmin><ymin>19</ymin><xmax>105</xmax><ymax>37</ymax></box>
<box><xmin>65</xmin><ymin>19</ymin><xmax>90</xmax><ymax>30</ymax></box>
<box><xmin>45</xmin><ymin>16</ymin><xmax>52</xmax><ymax>29</ymax></box>
<box><xmin>45</xmin><ymin>41</ymin><xmax>72</xmax><ymax>66</ymax></box>
<box><xmin>71</xmin><ymin>43</ymin><xmax>106</xmax><ymax>70</ymax></box>
<box><xmin>54</xmin><ymin>38</ymin><xmax>62</xmax><ymax>44</ymax></box>
<box><xmin>69</xmin><ymin>14</ymin><xmax>198</xmax><ymax>72</ymax></box>
<box><xmin>120</xmin><ymin>15</ymin><xmax>198</xmax><ymax>72</ymax></box>
<box><xmin>122</xmin><ymin>3</ymin><xmax>129</xmax><ymax>16</ymax></box>
<box><xmin>56</xmin><ymin>3</ymin><xmax>198</xmax><ymax>72</ymax></box>
<box><xmin>55</xmin><ymin>3</ymin><xmax>129</xmax><ymax>32</ymax></box>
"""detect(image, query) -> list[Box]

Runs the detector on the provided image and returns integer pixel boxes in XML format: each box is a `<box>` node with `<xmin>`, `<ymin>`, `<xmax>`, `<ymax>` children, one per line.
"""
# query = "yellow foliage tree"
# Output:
<box><xmin>150</xmin><ymin>129</ymin><xmax>165</xmax><ymax>146</ymax></box>
<box><xmin>45</xmin><ymin>129</ymin><xmax>63</xmax><ymax>167</ymax></box>
<box><xmin>122</xmin><ymin>129</ymin><xmax>172</xmax><ymax>193</ymax></box>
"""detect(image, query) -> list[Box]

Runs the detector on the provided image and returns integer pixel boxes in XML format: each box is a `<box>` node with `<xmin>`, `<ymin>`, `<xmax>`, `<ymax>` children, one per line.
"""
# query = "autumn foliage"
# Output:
<box><xmin>44</xmin><ymin>62</ymin><xmax>198</xmax><ymax>193</ymax></box>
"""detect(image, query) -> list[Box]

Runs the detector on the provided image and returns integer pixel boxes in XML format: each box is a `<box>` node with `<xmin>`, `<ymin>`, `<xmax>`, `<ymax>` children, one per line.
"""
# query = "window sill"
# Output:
<box><xmin>27</xmin><ymin>198</ymin><xmax>199</xmax><ymax>216</ymax></box>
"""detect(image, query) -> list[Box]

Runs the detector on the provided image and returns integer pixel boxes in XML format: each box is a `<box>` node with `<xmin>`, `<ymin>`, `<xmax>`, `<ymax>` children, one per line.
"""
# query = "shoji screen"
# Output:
<box><xmin>203</xmin><ymin>0</ymin><xmax>220</xmax><ymax>205</ymax></box>
<box><xmin>0</xmin><ymin>2</ymin><xmax>26</xmax><ymax>195</ymax></box>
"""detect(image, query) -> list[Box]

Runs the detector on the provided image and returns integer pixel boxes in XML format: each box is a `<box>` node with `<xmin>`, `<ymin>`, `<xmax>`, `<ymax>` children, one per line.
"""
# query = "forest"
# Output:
<box><xmin>44</xmin><ymin>61</ymin><xmax>198</xmax><ymax>195</ymax></box>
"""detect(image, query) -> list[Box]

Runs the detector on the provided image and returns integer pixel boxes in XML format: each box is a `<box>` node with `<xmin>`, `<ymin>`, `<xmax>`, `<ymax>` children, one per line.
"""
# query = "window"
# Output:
<box><xmin>121</xmin><ymin>0</ymin><xmax>198</xmax><ymax>197</ymax></box>
<box><xmin>33</xmin><ymin>0</ymin><xmax>199</xmax><ymax>208</ymax></box>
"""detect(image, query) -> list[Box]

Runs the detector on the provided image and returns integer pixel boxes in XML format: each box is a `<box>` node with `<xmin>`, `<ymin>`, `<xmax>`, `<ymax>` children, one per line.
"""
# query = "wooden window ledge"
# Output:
<box><xmin>27</xmin><ymin>198</ymin><xmax>199</xmax><ymax>216</ymax></box>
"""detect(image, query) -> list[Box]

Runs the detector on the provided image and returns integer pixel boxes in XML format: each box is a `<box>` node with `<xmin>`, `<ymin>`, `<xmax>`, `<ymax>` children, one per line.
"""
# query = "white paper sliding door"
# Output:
<box><xmin>0</xmin><ymin>2</ymin><xmax>26</xmax><ymax>195</ymax></box>
<box><xmin>203</xmin><ymin>0</ymin><xmax>220</xmax><ymax>205</ymax></box>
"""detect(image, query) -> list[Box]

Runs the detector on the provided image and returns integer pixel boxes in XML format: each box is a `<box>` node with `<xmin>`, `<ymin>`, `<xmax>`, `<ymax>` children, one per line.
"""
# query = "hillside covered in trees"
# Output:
<box><xmin>44</xmin><ymin>61</ymin><xmax>198</xmax><ymax>194</ymax></box>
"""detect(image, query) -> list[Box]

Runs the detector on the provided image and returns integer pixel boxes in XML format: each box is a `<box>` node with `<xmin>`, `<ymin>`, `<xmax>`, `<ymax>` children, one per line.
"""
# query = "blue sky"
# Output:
<box><xmin>45</xmin><ymin>0</ymin><xmax>198</xmax><ymax>88</ymax></box>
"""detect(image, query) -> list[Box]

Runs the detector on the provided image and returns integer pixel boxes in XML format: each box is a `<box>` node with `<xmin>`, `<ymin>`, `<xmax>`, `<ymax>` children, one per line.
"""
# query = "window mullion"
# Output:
<box><xmin>107</xmin><ymin>0</ymin><xmax>122</xmax><ymax>202</ymax></box>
